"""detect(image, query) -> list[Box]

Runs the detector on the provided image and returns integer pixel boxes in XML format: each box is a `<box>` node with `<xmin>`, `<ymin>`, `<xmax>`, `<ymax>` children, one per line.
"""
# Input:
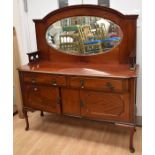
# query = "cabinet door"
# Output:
<box><xmin>61</xmin><ymin>88</ymin><xmax>81</xmax><ymax>116</ymax></box>
<box><xmin>23</xmin><ymin>84</ymin><xmax>61</xmax><ymax>113</ymax></box>
<box><xmin>80</xmin><ymin>90</ymin><xmax>130</xmax><ymax>122</ymax></box>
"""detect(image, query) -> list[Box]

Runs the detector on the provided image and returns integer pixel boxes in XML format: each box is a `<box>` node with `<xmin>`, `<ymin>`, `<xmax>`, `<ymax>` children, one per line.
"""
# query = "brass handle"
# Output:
<box><xmin>106</xmin><ymin>82</ymin><xmax>114</xmax><ymax>90</ymax></box>
<box><xmin>80</xmin><ymin>80</ymin><xmax>84</xmax><ymax>89</ymax></box>
<box><xmin>51</xmin><ymin>80</ymin><xmax>58</xmax><ymax>86</ymax></box>
<box><xmin>33</xmin><ymin>87</ymin><xmax>38</xmax><ymax>91</ymax></box>
<box><xmin>80</xmin><ymin>100</ymin><xmax>84</xmax><ymax>107</ymax></box>
<box><xmin>56</xmin><ymin>96</ymin><xmax>61</xmax><ymax>105</ymax></box>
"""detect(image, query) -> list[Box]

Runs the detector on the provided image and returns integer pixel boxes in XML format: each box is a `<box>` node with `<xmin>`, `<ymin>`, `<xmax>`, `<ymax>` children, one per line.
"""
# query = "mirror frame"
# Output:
<box><xmin>45</xmin><ymin>16</ymin><xmax>123</xmax><ymax>56</ymax></box>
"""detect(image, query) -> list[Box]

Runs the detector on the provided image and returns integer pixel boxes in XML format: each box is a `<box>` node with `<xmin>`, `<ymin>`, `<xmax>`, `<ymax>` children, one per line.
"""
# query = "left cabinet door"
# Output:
<box><xmin>23</xmin><ymin>84</ymin><xmax>61</xmax><ymax>113</ymax></box>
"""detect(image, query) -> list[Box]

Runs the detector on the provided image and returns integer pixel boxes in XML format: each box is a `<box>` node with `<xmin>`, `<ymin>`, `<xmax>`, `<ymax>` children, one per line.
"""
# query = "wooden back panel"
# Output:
<box><xmin>34</xmin><ymin>5</ymin><xmax>138</xmax><ymax>64</ymax></box>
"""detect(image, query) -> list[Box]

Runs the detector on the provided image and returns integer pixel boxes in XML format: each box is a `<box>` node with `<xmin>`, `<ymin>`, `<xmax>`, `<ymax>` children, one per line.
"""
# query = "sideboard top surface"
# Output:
<box><xmin>18</xmin><ymin>61</ymin><xmax>138</xmax><ymax>78</ymax></box>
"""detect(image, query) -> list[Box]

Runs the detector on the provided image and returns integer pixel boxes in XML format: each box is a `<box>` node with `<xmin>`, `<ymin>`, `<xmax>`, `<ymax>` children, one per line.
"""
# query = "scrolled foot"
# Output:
<box><xmin>130</xmin><ymin>147</ymin><xmax>135</xmax><ymax>153</ymax></box>
<box><xmin>25</xmin><ymin>126</ymin><xmax>29</xmax><ymax>131</ymax></box>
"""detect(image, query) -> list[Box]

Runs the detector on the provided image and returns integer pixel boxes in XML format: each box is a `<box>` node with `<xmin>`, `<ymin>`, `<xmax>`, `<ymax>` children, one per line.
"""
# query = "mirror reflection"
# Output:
<box><xmin>46</xmin><ymin>16</ymin><xmax>123</xmax><ymax>56</ymax></box>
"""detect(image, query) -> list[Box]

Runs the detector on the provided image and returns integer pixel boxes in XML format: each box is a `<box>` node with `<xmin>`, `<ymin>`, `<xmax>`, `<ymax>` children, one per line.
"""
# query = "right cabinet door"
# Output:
<box><xmin>80</xmin><ymin>90</ymin><xmax>130</xmax><ymax>122</ymax></box>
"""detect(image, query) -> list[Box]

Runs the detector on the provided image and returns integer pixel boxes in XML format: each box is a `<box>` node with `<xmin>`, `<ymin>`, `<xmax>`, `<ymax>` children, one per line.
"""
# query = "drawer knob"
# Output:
<box><xmin>33</xmin><ymin>87</ymin><xmax>38</xmax><ymax>91</ymax></box>
<box><xmin>106</xmin><ymin>82</ymin><xmax>114</xmax><ymax>90</ymax></box>
<box><xmin>80</xmin><ymin>80</ymin><xmax>85</xmax><ymax>89</ymax></box>
<box><xmin>51</xmin><ymin>81</ymin><xmax>58</xmax><ymax>86</ymax></box>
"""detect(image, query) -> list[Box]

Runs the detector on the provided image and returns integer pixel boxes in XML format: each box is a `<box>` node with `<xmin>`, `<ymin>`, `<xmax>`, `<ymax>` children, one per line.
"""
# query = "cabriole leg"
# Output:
<box><xmin>23</xmin><ymin>109</ymin><xmax>29</xmax><ymax>131</ymax></box>
<box><xmin>129</xmin><ymin>127</ymin><xmax>135</xmax><ymax>153</ymax></box>
<box><xmin>40</xmin><ymin>111</ymin><xmax>44</xmax><ymax>117</ymax></box>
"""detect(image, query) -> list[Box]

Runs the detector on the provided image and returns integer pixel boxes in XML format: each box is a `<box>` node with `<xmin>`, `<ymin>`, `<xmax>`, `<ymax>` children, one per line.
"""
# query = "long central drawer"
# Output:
<box><xmin>68</xmin><ymin>77</ymin><xmax>128</xmax><ymax>92</ymax></box>
<box><xmin>22</xmin><ymin>72</ymin><xmax>66</xmax><ymax>86</ymax></box>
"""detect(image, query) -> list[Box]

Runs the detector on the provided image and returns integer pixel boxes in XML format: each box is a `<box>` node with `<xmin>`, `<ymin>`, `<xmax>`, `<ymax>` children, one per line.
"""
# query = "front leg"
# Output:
<box><xmin>129</xmin><ymin>127</ymin><xmax>135</xmax><ymax>153</ymax></box>
<box><xmin>23</xmin><ymin>109</ymin><xmax>29</xmax><ymax>131</ymax></box>
<box><xmin>40</xmin><ymin>111</ymin><xmax>44</xmax><ymax>117</ymax></box>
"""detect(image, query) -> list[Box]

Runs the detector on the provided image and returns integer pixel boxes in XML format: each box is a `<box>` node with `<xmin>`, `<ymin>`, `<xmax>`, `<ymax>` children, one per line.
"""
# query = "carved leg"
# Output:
<box><xmin>129</xmin><ymin>127</ymin><xmax>135</xmax><ymax>153</ymax></box>
<box><xmin>23</xmin><ymin>109</ymin><xmax>29</xmax><ymax>131</ymax></box>
<box><xmin>134</xmin><ymin>127</ymin><xmax>136</xmax><ymax>132</ymax></box>
<box><xmin>40</xmin><ymin>111</ymin><xmax>44</xmax><ymax>117</ymax></box>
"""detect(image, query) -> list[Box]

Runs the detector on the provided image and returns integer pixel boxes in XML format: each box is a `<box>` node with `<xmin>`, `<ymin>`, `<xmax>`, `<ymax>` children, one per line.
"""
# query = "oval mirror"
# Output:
<box><xmin>46</xmin><ymin>16</ymin><xmax>123</xmax><ymax>56</ymax></box>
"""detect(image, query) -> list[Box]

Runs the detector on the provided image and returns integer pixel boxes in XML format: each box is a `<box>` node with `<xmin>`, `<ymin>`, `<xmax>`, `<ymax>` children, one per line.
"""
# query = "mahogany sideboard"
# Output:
<box><xmin>18</xmin><ymin>5</ymin><xmax>138</xmax><ymax>153</ymax></box>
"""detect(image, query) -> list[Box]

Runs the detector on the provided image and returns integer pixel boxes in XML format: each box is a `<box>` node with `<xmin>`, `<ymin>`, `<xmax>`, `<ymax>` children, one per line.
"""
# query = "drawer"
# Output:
<box><xmin>68</xmin><ymin>77</ymin><xmax>128</xmax><ymax>92</ymax></box>
<box><xmin>22</xmin><ymin>72</ymin><xmax>66</xmax><ymax>86</ymax></box>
